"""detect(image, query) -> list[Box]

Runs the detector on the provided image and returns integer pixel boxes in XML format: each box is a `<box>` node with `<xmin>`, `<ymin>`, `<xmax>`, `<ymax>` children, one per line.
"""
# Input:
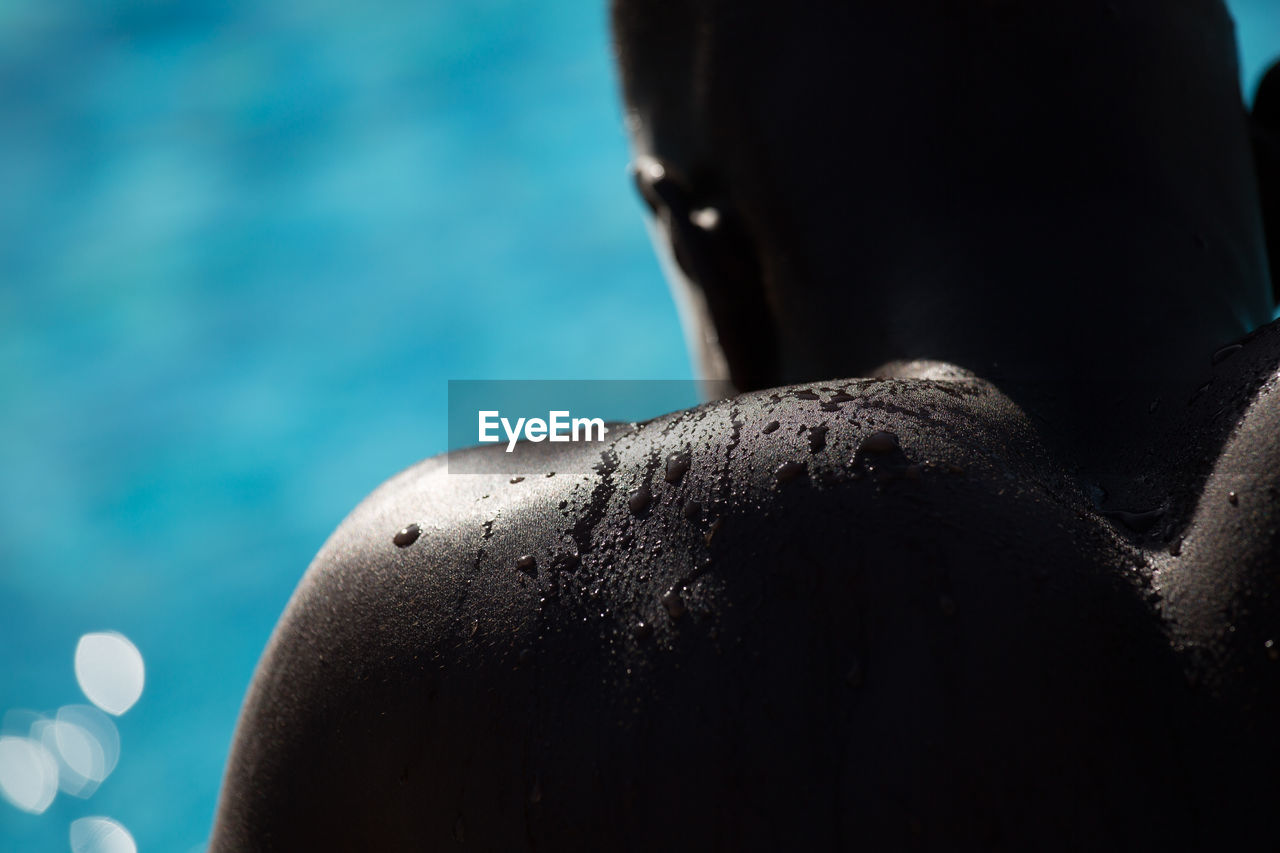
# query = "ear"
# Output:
<box><xmin>631</xmin><ymin>157</ymin><xmax>780</xmax><ymax>392</ymax></box>
<box><xmin>1253</xmin><ymin>60</ymin><xmax>1280</xmax><ymax>310</ymax></box>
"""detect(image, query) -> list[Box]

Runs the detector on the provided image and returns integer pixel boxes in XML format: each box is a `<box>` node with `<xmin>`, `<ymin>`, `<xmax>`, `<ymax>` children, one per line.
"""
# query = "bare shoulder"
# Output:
<box><xmin>1157</xmin><ymin>318</ymin><xmax>1280</xmax><ymax>720</ymax></box>
<box><xmin>213</xmin><ymin>371</ymin><xmax>1262</xmax><ymax>850</ymax></box>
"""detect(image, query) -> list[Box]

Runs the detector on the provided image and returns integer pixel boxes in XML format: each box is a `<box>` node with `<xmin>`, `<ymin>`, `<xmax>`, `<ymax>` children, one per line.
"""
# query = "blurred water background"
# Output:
<box><xmin>0</xmin><ymin>1</ymin><xmax>1277</xmax><ymax>849</ymax></box>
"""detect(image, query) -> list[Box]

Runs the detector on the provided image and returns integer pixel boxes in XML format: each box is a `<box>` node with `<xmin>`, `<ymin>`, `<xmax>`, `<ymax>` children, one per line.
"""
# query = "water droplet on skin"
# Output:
<box><xmin>860</xmin><ymin>431</ymin><xmax>900</xmax><ymax>454</ymax></box>
<box><xmin>1228</xmin><ymin>491</ymin><xmax>1239</xmax><ymax>506</ymax></box>
<box><xmin>775</xmin><ymin>460</ymin><xmax>807</xmax><ymax>484</ymax></box>
<box><xmin>704</xmin><ymin>517</ymin><xmax>723</xmax><ymax>545</ymax></box>
<box><xmin>393</xmin><ymin>524</ymin><xmax>421</xmax><ymax>548</ymax></box>
<box><xmin>634</xmin><ymin>621</ymin><xmax>653</xmax><ymax>641</ymax></box>
<box><xmin>683</xmin><ymin>500</ymin><xmax>703</xmax><ymax>520</ymax></box>
<box><xmin>553</xmin><ymin>552</ymin><xmax>580</xmax><ymax>571</ymax></box>
<box><xmin>661</xmin><ymin>589</ymin><xmax>687</xmax><ymax>620</ymax></box>
<box><xmin>762</xmin><ymin>420</ymin><xmax>780</xmax><ymax>435</ymax></box>
<box><xmin>517</xmin><ymin>554</ymin><xmax>537</xmax><ymax>574</ymax></box>
<box><xmin>665</xmin><ymin>451</ymin><xmax>691</xmax><ymax>484</ymax></box>
<box><xmin>510</xmin><ymin>476</ymin><xmax>525</xmax><ymax>484</ymax></box>
<box><xmin>1211</xmin><ymin>343</ymin><xmax>1243</xmax><ymax>365</ymax></box>
<box><xmin>807</xmin><ymin>426</ymin><xmax>829</xmax><ymax>454</ymax></box>
<box><xmin>1266</xmin><ymin>639</ymin><xmax>1278</xmax><ymax>661</ymax></box>
<box><xmin>628</xmin><ymin>485</ymin><xmax>652</xmax><ymax>515</ymax></box>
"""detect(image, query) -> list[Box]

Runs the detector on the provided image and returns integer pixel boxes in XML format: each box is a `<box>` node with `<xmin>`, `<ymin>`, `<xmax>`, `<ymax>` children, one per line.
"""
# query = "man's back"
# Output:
<box><xmin>212</xmin><ymin>328</ymin><xmax>1280</xmax><ymax>849</ymax></box>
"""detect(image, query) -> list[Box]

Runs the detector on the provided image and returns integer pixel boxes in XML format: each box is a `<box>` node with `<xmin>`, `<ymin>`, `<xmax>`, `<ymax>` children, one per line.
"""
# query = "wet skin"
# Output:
<box><xmin>212</xmin><ymin>337</ymin><xmax>1280</xmax><ymax>850</ymax></box>
<box><xmin>212</xmin><ymin>1</ymin><xmax>1280</xmax><ymax>848</ymax></box>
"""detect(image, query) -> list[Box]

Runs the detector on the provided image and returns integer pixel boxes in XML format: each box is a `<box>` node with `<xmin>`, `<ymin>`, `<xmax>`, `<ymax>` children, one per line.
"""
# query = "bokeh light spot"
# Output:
<box><xmin>57</xmin><ymin>706</ymin><xmax>121</xmax><ymax>782</ymax></box>
<box><xmin>29</xmin><ymin>705</ymin><xmax>121</xmax><ymax>798</ymax></box>
<box><xmin>0</xmin><ymin>736</ymin><xmax>59</xmax><ymax>814</ymax></box>
<box><xmin>69</xmin><ymin>817</ymin><xmax>137</xmax><ymax>853</ymax></box>
<box><xmin>74</xmin><ymin>633</ymin><xmax>145</xmax><ymax>716</ymax></box>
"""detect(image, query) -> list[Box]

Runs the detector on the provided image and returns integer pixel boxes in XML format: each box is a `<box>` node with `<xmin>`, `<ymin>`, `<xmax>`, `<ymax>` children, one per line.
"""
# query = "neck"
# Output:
<box><xmin>781</xmin><ymin>201</ymin><xmax>1271</xmax><ymax>371</ymax></box>
<box><xmin>767</xmin><ymin>193</ymin><xmax>1274</xmax><ymax>498</ymax></box>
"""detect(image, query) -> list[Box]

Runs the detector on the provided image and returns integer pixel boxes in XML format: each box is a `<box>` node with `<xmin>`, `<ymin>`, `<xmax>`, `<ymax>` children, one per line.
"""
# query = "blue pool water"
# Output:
<box><xmin>1</xmin><ymin>2</ymin><xmax>1277</xmax><ymax>849</ymax></box>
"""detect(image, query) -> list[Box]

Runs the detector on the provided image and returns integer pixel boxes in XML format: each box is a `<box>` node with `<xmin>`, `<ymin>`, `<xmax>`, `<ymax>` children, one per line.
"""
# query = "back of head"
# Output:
<box><xmin>613</xmin><ymin>0</ymin><xmax>1272</xmax><ymax>390</ymax></box>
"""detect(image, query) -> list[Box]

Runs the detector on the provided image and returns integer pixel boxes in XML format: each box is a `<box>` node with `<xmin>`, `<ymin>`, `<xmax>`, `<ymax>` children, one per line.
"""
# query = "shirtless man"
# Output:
<box><xmin>212</xmin><ymin>0</ymin><xmax>1280</xmax><ymax>848</ymax></box>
